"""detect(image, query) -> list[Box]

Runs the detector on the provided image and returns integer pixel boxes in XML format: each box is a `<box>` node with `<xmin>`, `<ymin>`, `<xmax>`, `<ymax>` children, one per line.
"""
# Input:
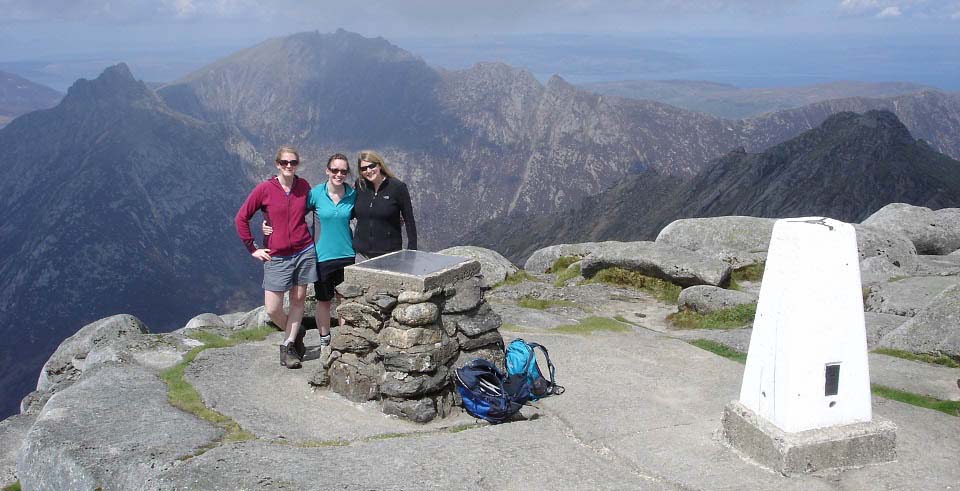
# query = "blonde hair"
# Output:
<box><xmin>357</xmin><ymin>149</ymin><xmax>396</xmax><ymax>188</ymax></box>
<box><xmin>274</xmin><ymin>146</ymin><xmax>300</xmax><ymax>163</ymax></box>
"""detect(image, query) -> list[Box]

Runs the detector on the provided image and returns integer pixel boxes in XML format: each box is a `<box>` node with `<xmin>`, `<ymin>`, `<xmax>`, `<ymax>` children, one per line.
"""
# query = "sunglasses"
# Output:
<box><xmin>328</xmin><ymin>168</ymin><xmax>350</xmax><ymax>175</ymax></box>
<box><xmin>360</xmin><ymin>162</ymin><xmax>379</xmax><ymax>171</ymax></box>
<box><xmin>277</xmin><ymin>159</ymin><xmax>299</xmax><ymax>167</ymax></box>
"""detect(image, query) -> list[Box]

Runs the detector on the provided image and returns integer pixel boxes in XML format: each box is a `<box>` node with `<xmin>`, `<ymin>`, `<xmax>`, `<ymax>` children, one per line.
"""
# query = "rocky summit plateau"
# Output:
<box><xmin>2</xmin><ymin>204</ymin><xmax>958</xmax><ymax>490</ymax></box>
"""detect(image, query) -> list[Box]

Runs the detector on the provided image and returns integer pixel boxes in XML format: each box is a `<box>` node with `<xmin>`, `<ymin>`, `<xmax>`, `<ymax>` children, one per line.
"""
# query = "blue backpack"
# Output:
<box><xmin>505</xmin><ymin>339</ymin><xmax>565</xmax><ymax>401</ymax></box>
<box><xmin>454</xmin><ymin>358</ymin><xmax>531</xmax><ymax>424</ymax></box>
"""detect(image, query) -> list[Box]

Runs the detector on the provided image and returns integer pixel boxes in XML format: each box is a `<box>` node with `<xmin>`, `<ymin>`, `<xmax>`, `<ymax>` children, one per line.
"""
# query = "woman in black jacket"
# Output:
<box><xmin>353</xmin><ymin>150</ymin><xmax>417</xmax><ymax>260</ymax></box>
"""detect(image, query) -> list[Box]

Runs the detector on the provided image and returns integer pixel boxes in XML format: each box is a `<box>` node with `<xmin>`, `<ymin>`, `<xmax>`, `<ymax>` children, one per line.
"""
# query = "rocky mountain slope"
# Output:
<box><xmin>0</xmin><ymin>64</ymin><xmax>266</xmax><ymax>418</ymax></box>
<box><xmin>580</xmin><ymin>79</ymin><xmax>937</xmax><ymax>119</ymax></box>
<box><xmin>460</xmin><ymin>110</ymin><xmax>960</xmax><ymax>263</ymax></box>
<box><xmin>0</xmin><ymin>70</ymin><xmax>61</xmax><ymax>127</ymax></box>
<box><xmin>157</xmin><ymin>30</ymin><xmax>960</xmax><ymax>251</ymax></box>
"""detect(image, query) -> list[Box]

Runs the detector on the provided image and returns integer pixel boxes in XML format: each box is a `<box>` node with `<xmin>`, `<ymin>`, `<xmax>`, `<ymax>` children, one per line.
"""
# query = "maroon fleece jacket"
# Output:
<box><xmin>235</xmin><ymin>176</ymin><xmax>313</xmax><ymax>256</ymax></box>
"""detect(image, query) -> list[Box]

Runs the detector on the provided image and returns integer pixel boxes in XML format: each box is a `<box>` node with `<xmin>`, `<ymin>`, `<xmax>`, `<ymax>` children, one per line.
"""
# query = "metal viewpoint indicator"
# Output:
<box><xmin>344</xmin><ymin>250</ymin><xmax>481</xmax><ymax>293</ymax></box>
<box><xmin>354</xmin><ymin>250</ymin><xmax>468</xmax><ymax>277</ymax></box>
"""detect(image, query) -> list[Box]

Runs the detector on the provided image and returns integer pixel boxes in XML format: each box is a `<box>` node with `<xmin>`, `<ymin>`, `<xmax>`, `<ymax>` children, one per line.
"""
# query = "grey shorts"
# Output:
<box><xmin>262</xmin><ymin>246</ymin><xmax>319</xmax><ymax>292</ymax></box>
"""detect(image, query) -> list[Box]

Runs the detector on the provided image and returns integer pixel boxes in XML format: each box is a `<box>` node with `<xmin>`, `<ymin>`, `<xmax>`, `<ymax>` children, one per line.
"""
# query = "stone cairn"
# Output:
<box><xmin>310</xmin><ymin>251</ymin><xmax>505</xmax><ymax>423</ymax></box>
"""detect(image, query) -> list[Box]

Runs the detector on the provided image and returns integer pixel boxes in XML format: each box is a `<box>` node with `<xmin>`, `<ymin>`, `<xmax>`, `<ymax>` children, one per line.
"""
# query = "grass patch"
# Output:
<box><xmin>732</xmin><ymin>263</ymin><xmax>765</xmax><ymax>282</ymax></box>
<box><xmin>547</xmin><ymin>255</ymin><xmax>580</xmax><ymax>273</ymax></box>
<box><xmin>297</xmin><ymin>439</ymin><xmax>351</xmax><ymax>448</ymax></box>
<box><xmin>553</xmin><ymin>263</ymin><xmax>582</xmax><ymax>287</ymax></box>
<box><xmin>583</xmin><ymin>267</ymin><xmax>681</xmax><ymax>303</ymax></box>
<box><xmin>687</xmin><ymin>339</ymin><xmax>748</xmax><ymax>364</ymax></box>
<box><xmin>3</xmin><ymin>482</ymin><xmax>21</xmax><ymax>491</ymax></box>
<box><xmin>447</xmin><ymin>423</ymin><xmax>484</xmax><ymax>433</ymax></box>
<box><xmin>613</xmin><ymin>315</ymin><xmax>631</xmax><ymax>324</ymax></box>
<box><xmin>516</xmin><ymin>296</ymin><xmax>578</xmax><ymax>310</ymax></box>
<box><xmin>551</xmin><ymin>316</ymin><xmax>630</xmax><ymax>335</ymax></box>
<box><xmin>492</xmin><ymin>270</ymin><xmax>541</xmax><ymax>288</ymax></box>
<box><xmin>159</xmin><ymin>326</ymin><xmax>274</xmax><ymax>447</ymax></box>
<box><xmin>872</xmin><ymin>348</ymin><xmax>960</xmax><ymax>368</ymax></box>
<box><xmin>668</xmin><ymin>304</ymin><xmax>757</xmax><ymax>330</ymax></box>
<box><xmin>871</xmin><ymin>385</ymin><xmax>960</xmax><ymax>417</ymax></box>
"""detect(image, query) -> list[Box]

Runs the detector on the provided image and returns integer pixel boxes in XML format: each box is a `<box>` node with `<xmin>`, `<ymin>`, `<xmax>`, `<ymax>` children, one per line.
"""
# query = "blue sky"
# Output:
<box><xmin>1</xmin><ymin>0</ymin><xmax>957</xmax><ymax>90</ymax></box>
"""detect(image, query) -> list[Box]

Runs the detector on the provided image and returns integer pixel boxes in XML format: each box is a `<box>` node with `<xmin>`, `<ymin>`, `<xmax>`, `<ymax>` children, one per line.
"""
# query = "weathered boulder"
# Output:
<box><xmin>183</xmin><ymin>312</ymin><xmax>227</xmax><ymax>331</ymax></box>
<box><xmin>442</xmin><ymin>276</ymin><xmax>483</xmax><ymax>313</ymax></box>
<box><xmin>853</xmin><ymin>223</ymin><xmax>920</xmax><ymax>272</ymax></box>
<box><xmin>678</xmin><ymin>285</ymin><xmax>757</xmax><ymax>313</ymax></box>
<box><xmin>878</xmin><ymin>284</ymin><xmax>960</xmax><ymax>359</ymax></box>
<box><xmin>443</xmin><ymin>304</ymin><xmax>502</xmax><ymax>337</ymax></box>
<box><xmin>397</xmin><ymin>289</ymin><xmax>440</xmax><ymax>304</ymax></box>
<box><xmin>864</xmin><ymin>312</ymin><xmax>909</xmax><ymax>349</ymax></box>
<box><xmin>17</xmin><ymin>364</ymin><xmax>222</xmax><ymax>491</ymax></box>
<box><xmin>378</xmin><ymin>325</ymin><xmax>442</xmax><ymax>349</ymax></box>
<box><xmin>864</xmin><ymin>276</ymin><xmax>960</xmax><ymax>317</ymax></box>
<box><xmin>392</xmin><ymin>302</ymin><xmax>440</xmax><ymax>326</ymax></box>
<box><xmin>235</xmin><ymin>306</ymin><xmax>272</xmax><ymax>331</ymax></box>
<box><xmin>380</xmin><ymin>366</ymin><xmax>450</xmax><ymax>398</ymax></box>
<box><xmin>655</xmin><ymin>216</ymin><xmax>775</xmax><ymax>268</ymax></box>
<box><xmin>336</xmin><ymin>301</ymin><xmax>385</xmax><ymax>332</ymax></box>
<box><xmin>327</xmin><ymin>359</ymin><xmax>380</xmax><ymax>402</ymax></box>
<box><xmin>580</xmin><ymin>241</ymin><xmax>732</xmax><ymax>287</ymax></box>
<box><xmin>36</xmin><ymin>314</ymin><xmax>150</xmax><ymax>393</ymax></box>
<box><xmin>524</xmin><ymin>242</ymin><xmax>606</xmax><ymax>273</ymax></box>
<box><xmin>381</xmin><ymin>397</ymin><xmax>437</xmax><ymax>423</ymax></box>
<box><xmin>860</xmin><ymin>256</ymin><xmax>908</xmax><ymax>285</ymax></box>
<box><xmin>438</xmin><ymin>246</ymin><xmax>519</xmax><ymax>288</ymax></box>
<box><xmin>379</xmin><ymin>335</ymin><xmax>459</xmax><ymax>373</ymax></box>
<box><xmin>861</xmin><ymin>203</ymin><xmax>960</xmax><ymax>255</ymax></box>
<box><xmin>0</xmin><ymin>413</ymin><xmax>34</xmax><ymax>486</ymax></box>
<box><xmin>330</xmin><ymin>333</ymin><xmax>376</xmax><ymax>353</ymax></box>
<box><xmin>457</xmin><ymin>329</ymin><xmax>505</xmax><ymax>351</ymax></box>
<box><xmin>914</xmin><ymin>254</ymin><xmax>960</xmax><ymax>276</ymax></box>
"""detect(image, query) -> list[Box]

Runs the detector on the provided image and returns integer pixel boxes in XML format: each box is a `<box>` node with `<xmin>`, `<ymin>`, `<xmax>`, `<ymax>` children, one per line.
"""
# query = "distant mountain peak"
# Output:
<box><xmin>61</xmin><ymin>63</ymin><xmax>158</xmax><ymax>110</ymax></box>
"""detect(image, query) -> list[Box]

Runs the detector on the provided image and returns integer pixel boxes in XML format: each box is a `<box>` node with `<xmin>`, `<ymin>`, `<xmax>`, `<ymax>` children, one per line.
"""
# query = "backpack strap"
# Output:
<box><xmin>528</xmin><ymin>342</ymin><xmax>565</xmax><ymax>396</ymax></box>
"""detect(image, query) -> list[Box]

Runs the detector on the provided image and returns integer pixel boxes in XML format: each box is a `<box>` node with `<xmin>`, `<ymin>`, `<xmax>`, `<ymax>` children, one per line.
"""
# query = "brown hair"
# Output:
<box><xmin>356</xmin><ymin>149</ymin><xmax>396</xmax><ymax>189</ymax></box>
<box><xmin>327</xmin><ymin>153</ymin><xmax>349</xmax><ymax>169</ymax></box>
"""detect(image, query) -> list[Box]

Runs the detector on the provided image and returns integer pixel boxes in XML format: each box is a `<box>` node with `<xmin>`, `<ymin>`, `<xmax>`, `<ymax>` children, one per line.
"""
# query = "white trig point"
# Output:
<box><xmin>721</xmin><ymin>217</ymin><xmax>896</xmax><ymax>474</ymax></box>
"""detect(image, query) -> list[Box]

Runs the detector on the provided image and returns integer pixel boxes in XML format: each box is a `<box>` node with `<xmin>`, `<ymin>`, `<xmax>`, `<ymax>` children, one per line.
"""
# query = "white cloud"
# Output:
<box><xmin>838</xmin><ymin>0</ymin><xmax>960</xmax><ymax>20</ymax></box>
<box><xmin>877</xmin><ymin>6</ymin><xmax>901</xmax><ymax>17</ymax></box>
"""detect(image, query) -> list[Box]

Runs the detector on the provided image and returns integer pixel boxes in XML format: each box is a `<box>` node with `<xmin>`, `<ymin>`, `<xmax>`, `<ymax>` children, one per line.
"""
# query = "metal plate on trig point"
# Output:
<box><xmin>354</xmin><ymin>250</ymin><xmax>467</xmax><ymax>277</ymax></box>
<box><xmin>345</xmin><ymin>250</ymin><xmax>480</xmax><ymax>292</ymax></box>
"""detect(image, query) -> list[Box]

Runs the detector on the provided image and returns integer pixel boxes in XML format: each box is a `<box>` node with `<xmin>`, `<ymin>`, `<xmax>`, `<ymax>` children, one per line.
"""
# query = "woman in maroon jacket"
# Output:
<box><xmin>235</xmin><ymin>146</ymin><xmax>317</xmax><ymax>369</ymax></box>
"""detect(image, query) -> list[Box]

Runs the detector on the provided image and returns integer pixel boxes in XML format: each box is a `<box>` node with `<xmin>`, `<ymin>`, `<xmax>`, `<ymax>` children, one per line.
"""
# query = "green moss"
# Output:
<box><xmin>551</xmin><ymin>316</ymin><xmax>630</xmax><ymax>335</ymax></box>
<box><xmin>553</xmin><ymin>263</ymin><xmax>582</xmax><ymax>287</ymax></box>
<box><xmin>668</xmin><ymin>304</ymin><xmax>757</xmax><ymax>330</ymax></box>
<box><xmin>517</xmin><ymin>296</ymin><xmax>578</xmax><ymax>310</ymax></box>
<box><xmin>446</xmin><ymin>423</ymin><xmax>484</xmax><ymax>433</ymax></box>
<box><xmin>297</xmin><ymin>439</ymin><xmax>351</xmax><ymax>447</ymax></box>
<box><xmin>731</xmin><ymin>263</ymin><xmax>765</xmax><ymax>282</ymax></box>
<box><xmin>687</xmin><ymin>339</ymin><xmax>748</xmax><ymax>364</ymax></box>
<box><xmin>871</xmin><ymin>385</ymin><xmax>960</xmax><ymax>417</ymax></box>
<box><xmin>613</xmin><ymin>315</ymin><xmax>631</xmax><ymax>324</ymax></box>
<box><xmin>547</xmin><ymin>255</ymin><xmax>580</xmax><ymax>273</ymax></box>
<box><xmin>872</xmin><ymin>348</ymin><xmax>960</xmax><ymax>368</ymax></box>
<box><xmin>159</xmin><ymin>327</ymin><xmax>272</xmax><ymax>447</ymax></box>
<box><xmin>3</xmin><ymin>482</ymin><xmax>21</xmax><ymax>491</ymax></box>
<box><xmin>583</xmin><ymin>267</ymin><xmax>682</xmax><ymax>303</ymax></box>
<box><xmin>492</xmin><ymin>270</ymin><xmax>541</xmax><ymax>288</ymax></box>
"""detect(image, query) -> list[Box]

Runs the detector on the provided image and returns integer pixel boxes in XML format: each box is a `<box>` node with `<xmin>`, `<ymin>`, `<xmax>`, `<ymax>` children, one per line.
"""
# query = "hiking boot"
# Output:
<box><xmin>293</xmin><ymin>329</ymin><xmax>306</xmax><ymax>361</ymax></box>
<box><xmin>280</xmin><ymin>343</ymin><xmax>301</xmax><ymax>369</ymax></box>
<box><xmin>319</xmin><ymin>334</ymin><xmax>331</xmax><ymax>347</ymax></box>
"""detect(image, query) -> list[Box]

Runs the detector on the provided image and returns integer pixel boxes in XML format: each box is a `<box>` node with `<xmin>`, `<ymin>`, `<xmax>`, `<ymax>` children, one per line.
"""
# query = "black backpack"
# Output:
<box><xmin>454</xmin><ymin>359</ymin><xmax>532</xmax><ymax>424</ymax></box>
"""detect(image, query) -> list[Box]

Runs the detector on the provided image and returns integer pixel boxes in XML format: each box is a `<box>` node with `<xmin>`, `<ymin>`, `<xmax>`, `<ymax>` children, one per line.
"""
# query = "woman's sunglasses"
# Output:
<box><xmin>277</xmin><ymin>159</ymin><xmax>299</xmax><ymax>167</ymax></box>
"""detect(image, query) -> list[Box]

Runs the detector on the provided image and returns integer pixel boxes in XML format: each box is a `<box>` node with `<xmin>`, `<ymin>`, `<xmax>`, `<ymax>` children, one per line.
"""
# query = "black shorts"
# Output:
<box><xmin>315</xmin><ymin>257</ymin><xmax>355</xmax><ymax>301</ymax></box>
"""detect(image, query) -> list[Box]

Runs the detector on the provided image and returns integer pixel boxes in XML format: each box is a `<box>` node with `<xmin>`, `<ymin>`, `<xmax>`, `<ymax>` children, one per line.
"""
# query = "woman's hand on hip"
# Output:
<box><xmin>252</xmin><ymin>249</ymin><xmax>272</xmax><ymax>262</ymax></box>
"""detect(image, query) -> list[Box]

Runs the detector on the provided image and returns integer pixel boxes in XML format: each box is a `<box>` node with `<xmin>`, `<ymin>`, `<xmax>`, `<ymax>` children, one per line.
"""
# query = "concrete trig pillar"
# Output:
<box><xmin>721</xmin><ymin>217</ymin><xmax>896</xmax><ymax>474</ymax></box>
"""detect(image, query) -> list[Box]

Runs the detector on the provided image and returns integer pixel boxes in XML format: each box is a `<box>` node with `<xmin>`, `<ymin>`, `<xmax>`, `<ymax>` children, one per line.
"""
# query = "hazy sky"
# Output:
<box><xmin>1</xmin><ymin>0</ymin><xmax>958</xmax><ymax>89</ymax></box>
